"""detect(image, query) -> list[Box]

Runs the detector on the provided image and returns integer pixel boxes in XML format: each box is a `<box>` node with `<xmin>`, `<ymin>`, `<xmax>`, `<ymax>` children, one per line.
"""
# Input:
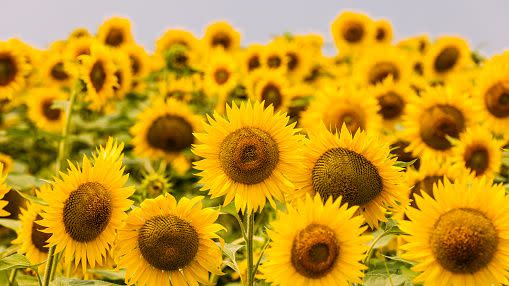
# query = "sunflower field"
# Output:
<box><xmin>0</xmin><ymin>9</ymin><xmax>508</xmax><ymax>286</ymax></box>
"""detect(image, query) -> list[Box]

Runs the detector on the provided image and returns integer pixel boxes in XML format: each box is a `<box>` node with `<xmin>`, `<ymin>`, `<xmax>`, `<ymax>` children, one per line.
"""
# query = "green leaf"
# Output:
<box><xmin>382</xmin><ymin>254</ymin><xmax>417</xmax><ymax>266</ymax></box>
<box><xmin>0</xmin><ymin>253</ymin><xmax>31</xmax><ymax>271</ymax></box>
<box><xmin>0</xmin><ymin>219</ymin><xmax>20</xmax><ymax>231</ymax></box>
<box><xmin>15</xmin><ymin>272</ymin><xmax>40</xmax><ymax>286</ymax></box>
<box><xmin>364</xmin><ymin>273</ymin><xmax>413</xmax><ymax>286</ymax></box>
<box><xmin>15</xmin><ymin>190</ymin><xmax>48</xmax><ymax>206</ymax></box>
<box><xmin>7</xmin><ymin>174</ymin><xmax>41</xmax><ymax>190</ymax></box>
<box><xmin>86</xmin><ymin>269</ymin><xmax>125</xmax><ymax>281</ymax></box>
<box><xmin>394</xmin><ymin>159</ymin><xmax>417</xmax><ymax>169</ymax></box>
<box><xmin>220</xmin><ymin>242</ymin><xmax>244</xmax><ymax>274</ymax></box>
<box><xmin>50</xmin><ymin>277</ymin><xmax>120</xmax><ymax>285</ymax></box>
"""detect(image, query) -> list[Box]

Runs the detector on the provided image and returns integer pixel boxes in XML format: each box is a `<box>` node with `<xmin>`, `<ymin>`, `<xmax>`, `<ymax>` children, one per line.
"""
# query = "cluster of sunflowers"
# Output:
<box><xmin>0</xmin><ymin>9</ymin><xmax>508</xmax><ymax>286</ymax></box>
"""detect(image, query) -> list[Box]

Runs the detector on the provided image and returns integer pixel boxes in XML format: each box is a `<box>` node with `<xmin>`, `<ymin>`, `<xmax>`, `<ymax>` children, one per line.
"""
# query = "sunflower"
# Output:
<box><xmin>116</xmin><ymin>194</ymin><xmax>223</xmax><ymax>286</ymax></box>
<box><xmin>193</xmin><ymin>101</ymin><xmax>303</xmax><ymax>213</ymax></box>
<box><xmin>38</xmin><ymin>52</ymin><xmax>74</xmax><ymax>87</ymax></box>
<box><xmin>251</xmin><ymin>71</ymin><xmax>290</xmax><ymax>111</ymax></box>
<box><xmin>291</xmin><ymin>123</ymin><xmax>406</xmax><ymax>227</ymax></box>
<box><xmin>355</xmin><ymin>44</ymin><xmax>411</xmax><ymax>86</ymax></box>
<box><xmin>449</xmin><ymin>126</ymin><xmax>503</xmax><ymax>180</ymax></box>
<box><xmin>158</xmin><ymin>74</ymin><xmax>196</xmax><ymax>102</ymax></box>
<box><xmin>261</xmin><ymin>43</ymin><xmax>288</xmax><ymax>73</ymax></box>
<box><xmin>215</xmin><ymin>81</ymin><xmax>249</xmax><ymax>113</ymax></box>
<box><xmin>130</xmin><ymin>97</ymin><xmax>203</xmax><ymax>162</ymax></box>
<box><xmin>474</xmin><ymin>61</ymin><xmax>509</xmax><ymax>137</ymax></box>
<box><xmin>0</xmin><ymin>41</ymin><xmax>29</xmax><ymax>100</ymax></box>
<box><xmin>0</xmin><ymin>153</ymin><xmax>12</xmax><ymax>175</ymax></box>
<box><xmin>282</xmin><ymin>40</ymin><xmax>313</xmax><ymax>81</ymax></box>
<box><xmin>331</xmin><ymin>11</ymin><xmax>374</xmax><ymax>54</ymax></box>
<box><xmin>373</xmin><ymin>19</ymin><xmax>393</xmax><ymax>44</ymax></box>
<box><xmin>111</xmin><ymin>49</ymin><xmax>133</xmax><ymax>99</ymax></box>
<box><xmin>26</xmin><ymin>87</ymin><xmax>68</xmax><ymax>133</ymax></box>
<box><xmin>368</xmin><ymin>77</ymin><xmax>416</xmax><ymax>131</ymax></box>
<box><xmin>0</xmin><ymin>163</ymin><xmax>10</xmax><ymax>217</ymax></box>
<box><xmin>68</xmin><ymin>27</ymin><xmax>91</xmax><ymax>40</ymax></box>
<box><xmin>300</xmin><ymin>84</ymin><xmax>382</xmax><ymax>135</ymax></box>
<box><xmin>39</xmin><ymin>138</ymin><xmax>134</xmax><ymax>272</ymax></box>
<box><xmin>121</xmin><ymin>43</ymin><xmax>150</xmax><ymax>89</ymax></box>
<box><xmin>79</xmin><ymin>43</ymin><xmax>118</xmax><ymax>110</ymax></box>
<box><xmin>64</xmin><ymin>37</ymin><xmax>96</xmax><ymax>61</ymax></box>
<box><xmin>203</xmin><ymin>21</ymin><xmax>241</xmax><ymax>52</ymax></box>
<box><xmin>261</xmin><ymin>194</ymin><xmax>369</xmax><ymax>286</ymax></box>
<box><xmin>12</xmin><ymin>186</ymin><xmax>52</xmax><ymax>268</ymax></box>
<box><xmin>155</xmin><ymin>29</ymin><xmax>200</xmax><ymax>55</ymax></box>
<box><xmin>240</xmin><ymin>44</ymin><xmax>263</xmax><ymax>74</ymax></box>
<box><xmin>423</xmin><ymin>36</ymin><xmax>472</xmax><ymax>80</ymax></box>
<box><xmin>203</xmin><ymin>51</ymin><xmax>239</xmax><ymax>97</ymax></box>
<box><xmin>294</xmin><ymin>33</ymin><xmax>324</xmax><ymax>57</ymax></box>
<box><xmin>400</xmin><ymin>177</ymin><xmax>509</xmax><ymax>285</ymax></box>
<box><xmin>402</xmin><ymin>86</ymin><xmax>478</xmax><ymax>161</ymax></box>
<box><xmin>97</xmin><ymin>17</ymin><xmax>134</xmax><ymax>48</ymax></box>
<box><xmin>397</xmin><ymin>34</ymin><xmax>430</xmax><ymax>54</ymax></box>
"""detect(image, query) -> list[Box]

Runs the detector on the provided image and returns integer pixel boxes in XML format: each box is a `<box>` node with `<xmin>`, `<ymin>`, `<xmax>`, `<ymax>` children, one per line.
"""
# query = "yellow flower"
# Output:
<box><xmin>261</xmin><ymin>42</ymin><xmax>288</xmax><ymax>73</ymax></box>
<box><xmin>261</xmin><ymin>194</ymin><xmax>369</xmax><ymax>286</ymax></box>
<box><xmin>111</xmin><ymin>49</ymin><xmax>133</xmax><ymax>99</ymax></box>
<box><xmin>291</xmin><ymin>123</ymin><xmax>406</xmax><ymax>227</ymax></box>
<box><xmin>130</xmin><ymin>97</ymin><xmax>203</xmax><ymax>162</ymax></box>
<box><xmin>373</xmin><ymin>19</ymin><xmax>393</xmax><ymax>44</ymax></box>
<box><xmin>202</xmin><ymin>21</ymin><xmax>241</xmax><ymax>52</ymax></box>
<box><xmin>397</xmin><ymin>34</ymin><xmax>430</xmax><ymax>54</ymax></box>
<box><xmin>401</xmin><ymin>177</ymin><xmax>509</xmax><ymax>285</ymax></box>
<box><xmin>116</xmin><ymin>194</ymin><xmax>223</xmax><ymax>286</ymax></box>
<box><xmin>0</xmin><ymin>163</ymin><xmax>10</xmax><ymax>217</ymax></box>
<box><xmin>121</xmin><ymin>43</ymin><xmax>150</xmax><ymax>89</ymax></box>
<box><xmin>203</xmin><ymin>51</ymin><xmax>239</xmax><ymax>97</ymax></box>
<box><xmin>0</xmin><ymin>41</ymin><xmax>29</xmax><ymax>100</ymax></box>
<box><xmin>39</xmin><ymin>138</ymin><xmax>134</xmax><ymax>272</ymax></box>
<box><xmin>331</xmin><ymin>11</ymin><xmax>374</xmax><ymax>54</ymax></box>
<box><xmin>38</xmin><ymin>52</ymin><xmax>75</xmax><ymax>87</ymax></box>
<box><xmin>68</xmin><ymin>27</ymin><xmax>91</xmax><ymax>40</ymax></box>
<box><xmin>240</xmin><ymin>44</ymin><xmax>263</xmax><ymax>74</ymax></box>
<box><xmin>97</xmin><ymin>17</ymin><xmax>134</xmax><ymax>48</ymax></box>
<box><xmin>193</xmin><ymin>101</ymin><xmax>303</xmax><ymax>213</ymax></box>
<box><xmin>155</xmin><ymin>28</ymin><xmax>200</xmax><ymax>56</ymax></box>
<box><xmin>250</xmin><ymin>71</ymin><xmax>290</xmax><ymax>111</ymax></box>
<box><xmin>423</xmin><ymin>36</ymin><xmax>472</xmax><ymax>80</ymax></box>
<box><xmin>26</xmin><ymin>87</ymin><xmax>68</xmax><ymax>133</ymax></box>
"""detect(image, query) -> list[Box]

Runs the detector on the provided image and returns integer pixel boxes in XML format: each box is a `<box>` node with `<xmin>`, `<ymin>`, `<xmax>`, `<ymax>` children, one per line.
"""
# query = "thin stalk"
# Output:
<box><xmin>43</xmin><ymin>85</ymin><xmax>78</xmax><ymax>286</ymax></box>
<box><xmin>245</xmin><ymin>212</ymin><xmax>254</xmax><ymax>286</ymax></box>
<box><xmin>8</xmin><ymin>269</ymin><xmax>17</xmax><ymax>286</ymax></box>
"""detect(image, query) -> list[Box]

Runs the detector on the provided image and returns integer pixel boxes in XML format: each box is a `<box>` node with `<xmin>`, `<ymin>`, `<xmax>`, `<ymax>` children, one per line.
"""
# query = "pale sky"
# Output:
<box><xmin>2</xmin><ymin>0</ymin><xmax>508</xmax><ymax>55</ymax></box>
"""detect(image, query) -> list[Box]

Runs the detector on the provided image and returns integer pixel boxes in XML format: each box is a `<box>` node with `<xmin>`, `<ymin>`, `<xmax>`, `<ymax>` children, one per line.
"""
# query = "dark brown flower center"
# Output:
<box><xmin>413</xmin><ymin>62</ymin><xmax>423</xmax><ymax>75</ymax></box>
<box><xmin>484</xmin><ymin>82</ymin><xmax>509</xmax><ymax>118</ymax></box>
<box><xmin>431</xmin><ymin>208</ymin><xmax>498</xmax><ymax>273</ymax></box>
<box><xmin>261</xmin><ymin>83</ymin><xmax>282</xmax><ymax>109</ymax></box>
<box><xmin>214</xmin><ymin>68</ymin><xmax>230</xmax><ymax>85</ymax></box>
<box><xmin>312</xmin><ymin>147</ymin><xmax>383</xmax><ymax>206</ymax></box>
<box><xmin>42</xmin><ymin>99</ymin><xmax>61</xmax><ymax>121</ymax></box>
<box><xmin>129</xmin><ymin>55</ymin><xmax>141</xmax><ymax>75</ymax></box>
<box><xmin>434</xmin><ymin>46</ymin><xmax>460</xmax><ymax>73</ymax></box>
<box><xmin>375</xmin><ymin>28</ymin><xmax>386</xmax><ymax>41</ymax></box>
<box><xmin>378</xmin><ymin>91</ymin><xmax>404</xmax><ymax>120</ymax></box>
<box><xmin>90</xmin><ymin>61</ymin><xmax>106</xmax><ymax>92</ymax></box>
<box><xmin>146</xmin><ymin>115</ymin><xmax>194</xmax><ymax>153</ymax></box>
<box><xmin>31</xmin><ymin>214</ymin><xmax>51</xmax><ymax>253</ymax></box>
<box><xmin>50</xmin><ymin>62</ymin><xmax>69</xmax><ymax>81</ymax></box>
<box><xmin>138</xmin><ymin>214</ymin><xmax>199</xmax><ymax>271</ymax></box>
<box><xmin>247</xmin><ymin>55</ymin><xmax>260</xmax><ymax>71</ymax></box>
<box><xmin>0</xmin><ymin>54</ymin><xmax>17</xmax><ymax>86</ymax></box>
<box><xmin>105</xmin><ymin>28</ymin><xmax>125</xmax><ymax>47</ymax></box>
<box><xmin>419</xmin><ymin>105</ymin><xmax>465</xmax><ymax>150</ymax></box>
<box><xmin>291</xmin><ymin>224</ymin><xmax>339</xmax><ymax>278</ymax></box>
<box><xmin>63</xmin><ymin>182</ymin><xmax>112</xmax><ymax>242</ymax></box>
<box><xmin>343</xmin><ymin>23</ymin><xmax>364</xmax><ymax>43</ymax></box>
<box><xmin>219</xmin><ymin>127</ymin><xmax>279</xmax><ymax>185</ymax></box>
<box><xmin>287</xmin><ymin>52</ymin><xmax>299</xmax><ymax>71</ymax></box>
<box><xmin>267</xmin><ymin>55</ymin><xmax>282</xmax><ymax>68</ymax></box>
<box><xmin>464</xmin><ymin>146</ymin><xmax>489</xmax><ymax>176</ymax></box>
<box><xmin>211</xmin><ymin>33</ymin><xmax>231</xmax><ymax>49</ymax></box>
<box><xmin>368</xmin><ymin>62</ymin><xmax>400</xmax><ymax>85</ymax></box>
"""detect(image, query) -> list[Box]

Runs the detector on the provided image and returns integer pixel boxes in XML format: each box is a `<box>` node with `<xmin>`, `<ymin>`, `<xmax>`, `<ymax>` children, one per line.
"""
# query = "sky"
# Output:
<box><xmin>2</xmin><ymin>0</ymin><xmax>509</xmax><ymax>55</ymax></box>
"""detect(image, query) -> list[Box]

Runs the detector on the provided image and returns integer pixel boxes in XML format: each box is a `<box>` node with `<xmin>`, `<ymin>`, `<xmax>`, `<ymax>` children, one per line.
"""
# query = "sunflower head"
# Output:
<box><xmin>27</xmin><ymin>87</ymin><xmax>68</xmax><ymax>133</ymax></box>
<box><xmin>331</xmin><ymin>11</ymin><xmax>374</xmax><ymax>54</ymax></box>
<box><xmin>0</xmin><ymin>163</ymin><xmax>11</xmax><ymax>217</ymax></box>
<box><xmin>204</xmin><ymin>51</ymin><xmax>239</xmax><ymax>97</ymax></box>
<box><xmin>203</xmin><ymin>21</ymin><xmax>241</xmax><ymax>52</ymax></box>
<box><xmin>68</xmin><ymin>27</ymin><xmax>91</xmax><ymax>40</ymax></box>
<box><xmin>374</xmin><ymin>19</ymin><xmax>393</xmax><ymax>44</ymax></box>
<box><xmin>97</xmin><ymin>17</ymin><xmax>134</xmax><ymax>48</ymax></box>
<box><xmin>424</xmin><ymin>36</ymin><xmax>472</xmax><ymax>79</ymax></box>
<box><xmin>0</xmin><ymin>41</ymin><xmax>29</xmax><ymax>100</ymax></box>
<box><xmin>155</xmin><ymin>28</ymin><xmax>200</xmax><ymax>57</ymax></box>
<box><xmin>252</xmin><ymin>71</ymin><xmax>290</xmax><ymax>111</ymax></box>
<box><xmin>400</xmin><ymin>177</ymin><xmax>509</xmax><ymax>285</ymax></box>
<box><xmin>241</xmin><ymin>44</ymin><xmax>263</xmax><ymax>74</ymax></box>
<box><xmin>355</xmin><ymin>45</ymin><xmax>411</xmax><ymax>86</ymax></box>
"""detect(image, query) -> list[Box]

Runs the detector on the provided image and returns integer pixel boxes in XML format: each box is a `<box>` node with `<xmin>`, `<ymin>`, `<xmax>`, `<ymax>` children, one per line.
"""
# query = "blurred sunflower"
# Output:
<box><xmin>292</xmin><ymin>124</ymin><xmax>405</xmax><ymax>227</ymax></box>
<box><xmin>97</xmin><ymin>17</ymin><xmax>134</xmax><ymax>48</ymax></box>
<box><xmin>474</xmin><ymin>61</ymin><xmax>509</xmax><ymax>137</ymax></box>
<box><xmin>158</xmin><ymin>74</ymin><xmax>195</xmax><ymax>102</ymax></box>
<box><xmin>397</xmin><ymin>34</ymin><xmax>430</xmax><ymax>54</ymax></box>
<box><xmin>0</xmin><ymin>153</ymin><xmax>13</xmax><ymax>174</ymax></box>
<box><xmin>79</xmin><ymin>43</ymin><xmax>118</xmax><ymax>110</ymax></box>
<box><xmin>331</xmin><ymin>11</ymin><xmax>374</xmax><ymax>54</ymax></box>
<box><xmin>116</xmin><ymin>194</ymin><xmax>223</xmax><ymax>286</ymax></box>
<box><xmin>0</xmin><ymin>164</ymin><xmax>10</xmax><ymax>217</ymax></box>
<box><xmin>402</xmin><ymin>86</ymin><xmax>477</xmax><ymax>161</ymax></box>
<box><xmin>111</xmin><ymin>49</ymin><xmax>133</xmax><ymax>99</ymax></box>
<box><xmin>203</xmin><ymin>21</ymin><xmax>241</xmax><ymax>52</ymax></box>
<box><xmin>68</xmin><ymin>27</ymin><xmax>91</xmax><ymax>40</ymax></box>
<box><xmin>121</xmin><ymin>43</ymin><xmax>150</xmax><ymax>89</ymax></box>
<box><xmin>373</xmin><ymin>19</ymin><xmax>393</xmax><ymax>44</ymax></box>
<box><xmin>261</xmin><ymin>194</ymin><xmax>369</xmax><ymax>286</ymax></box>
<box><xmin>423</xmin><ymin>36</ymin><xmax>472</xmax><ymax>80</ymax></box>
<box><xmin>355</xmin><ymin>45</ymin><xmax>411</xmax><ymax>86</ymax></box>
<box><xmin>0</xmin><ymin>41</ymin><xmax>29</xmax><ymax>100</ymax></box>
<box><xmin>64</xmin><ymin>37</ymin><xmax>96</xmax><ymax>60</ymax></box>
<box><xmin>251</xmin><ymin>72</ymin><xmax>290</xmax><ymax>111</ymax></box>
<box><xmin>26</xmin><ymin>87</ymin><xmax>67</xmax><ymax>133</ymax></box>
<box><xmin>39</xmin><ymin>139</ymin><xmax>134</xmax><ymax>272</ymax></box>
<box><xmin>401</xmin><ymin>177</ymin><xmax>509</xmax><ymax>285</ymax></box>
<box><xmin>155</xmin><ymin>28</ymin><xmax>200</xmax><ymax>56</ymax></box>
<box><xmin>193</xmin><ymin>101</ymin><xmax>303</xmax><ymax>213</ymax></box>
<box><xmin>240</xmin><ymin>44</ymin><xmax>263</xmax><ymax>74</ymax></box>
<box><xmin>12</xmin><ymin>186</ymin><xmax>52</xmax><ymax>268</ymax></box>
<box><xmin>204</xmin><ymin>51</ymin><xmax>239</xmax><ymax>97</ymax></box>
<box><xmin>261</xmin><ymin>43</ymin><xmax>288</xmax><ymax>73</ymax></box>
<box><xmin>130</xmin><ymin>98</ymin><xmax>202</xmax><ymax>162</ymax></box>
<box><xmin>449</xmin><ymin>126</ymin><xmax>503</xmax><ymax>180</ymax></box>
<box><xmin>300</xmin><ymin>84</ymin><xmax>382</xmax><ymax>135</ymax></box>
<box><xmin>283</xmin><ymin>41</ymin><xmax>313</xmax><ymax>80</ymax></box>
<box><xmin>39</xmin><ymin>52</ymin><xmax>74</xmax><ymax>87</ymax></box>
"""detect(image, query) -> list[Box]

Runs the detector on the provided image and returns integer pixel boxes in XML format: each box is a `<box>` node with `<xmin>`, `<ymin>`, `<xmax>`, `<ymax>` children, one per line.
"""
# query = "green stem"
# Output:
<box><xmin>8</xmin><ymin>269</ymin><xmax>17</xmax><ymax>286</ymax></box>
<box><xmin>43</xmin><ymin>84</ymin><xmax>78</xmax><ymax>286</ymax></box>
<box><xmin>245</xmin><ymin>212</ymin><xmax>254</xmax><ymax>286</ymax></box>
